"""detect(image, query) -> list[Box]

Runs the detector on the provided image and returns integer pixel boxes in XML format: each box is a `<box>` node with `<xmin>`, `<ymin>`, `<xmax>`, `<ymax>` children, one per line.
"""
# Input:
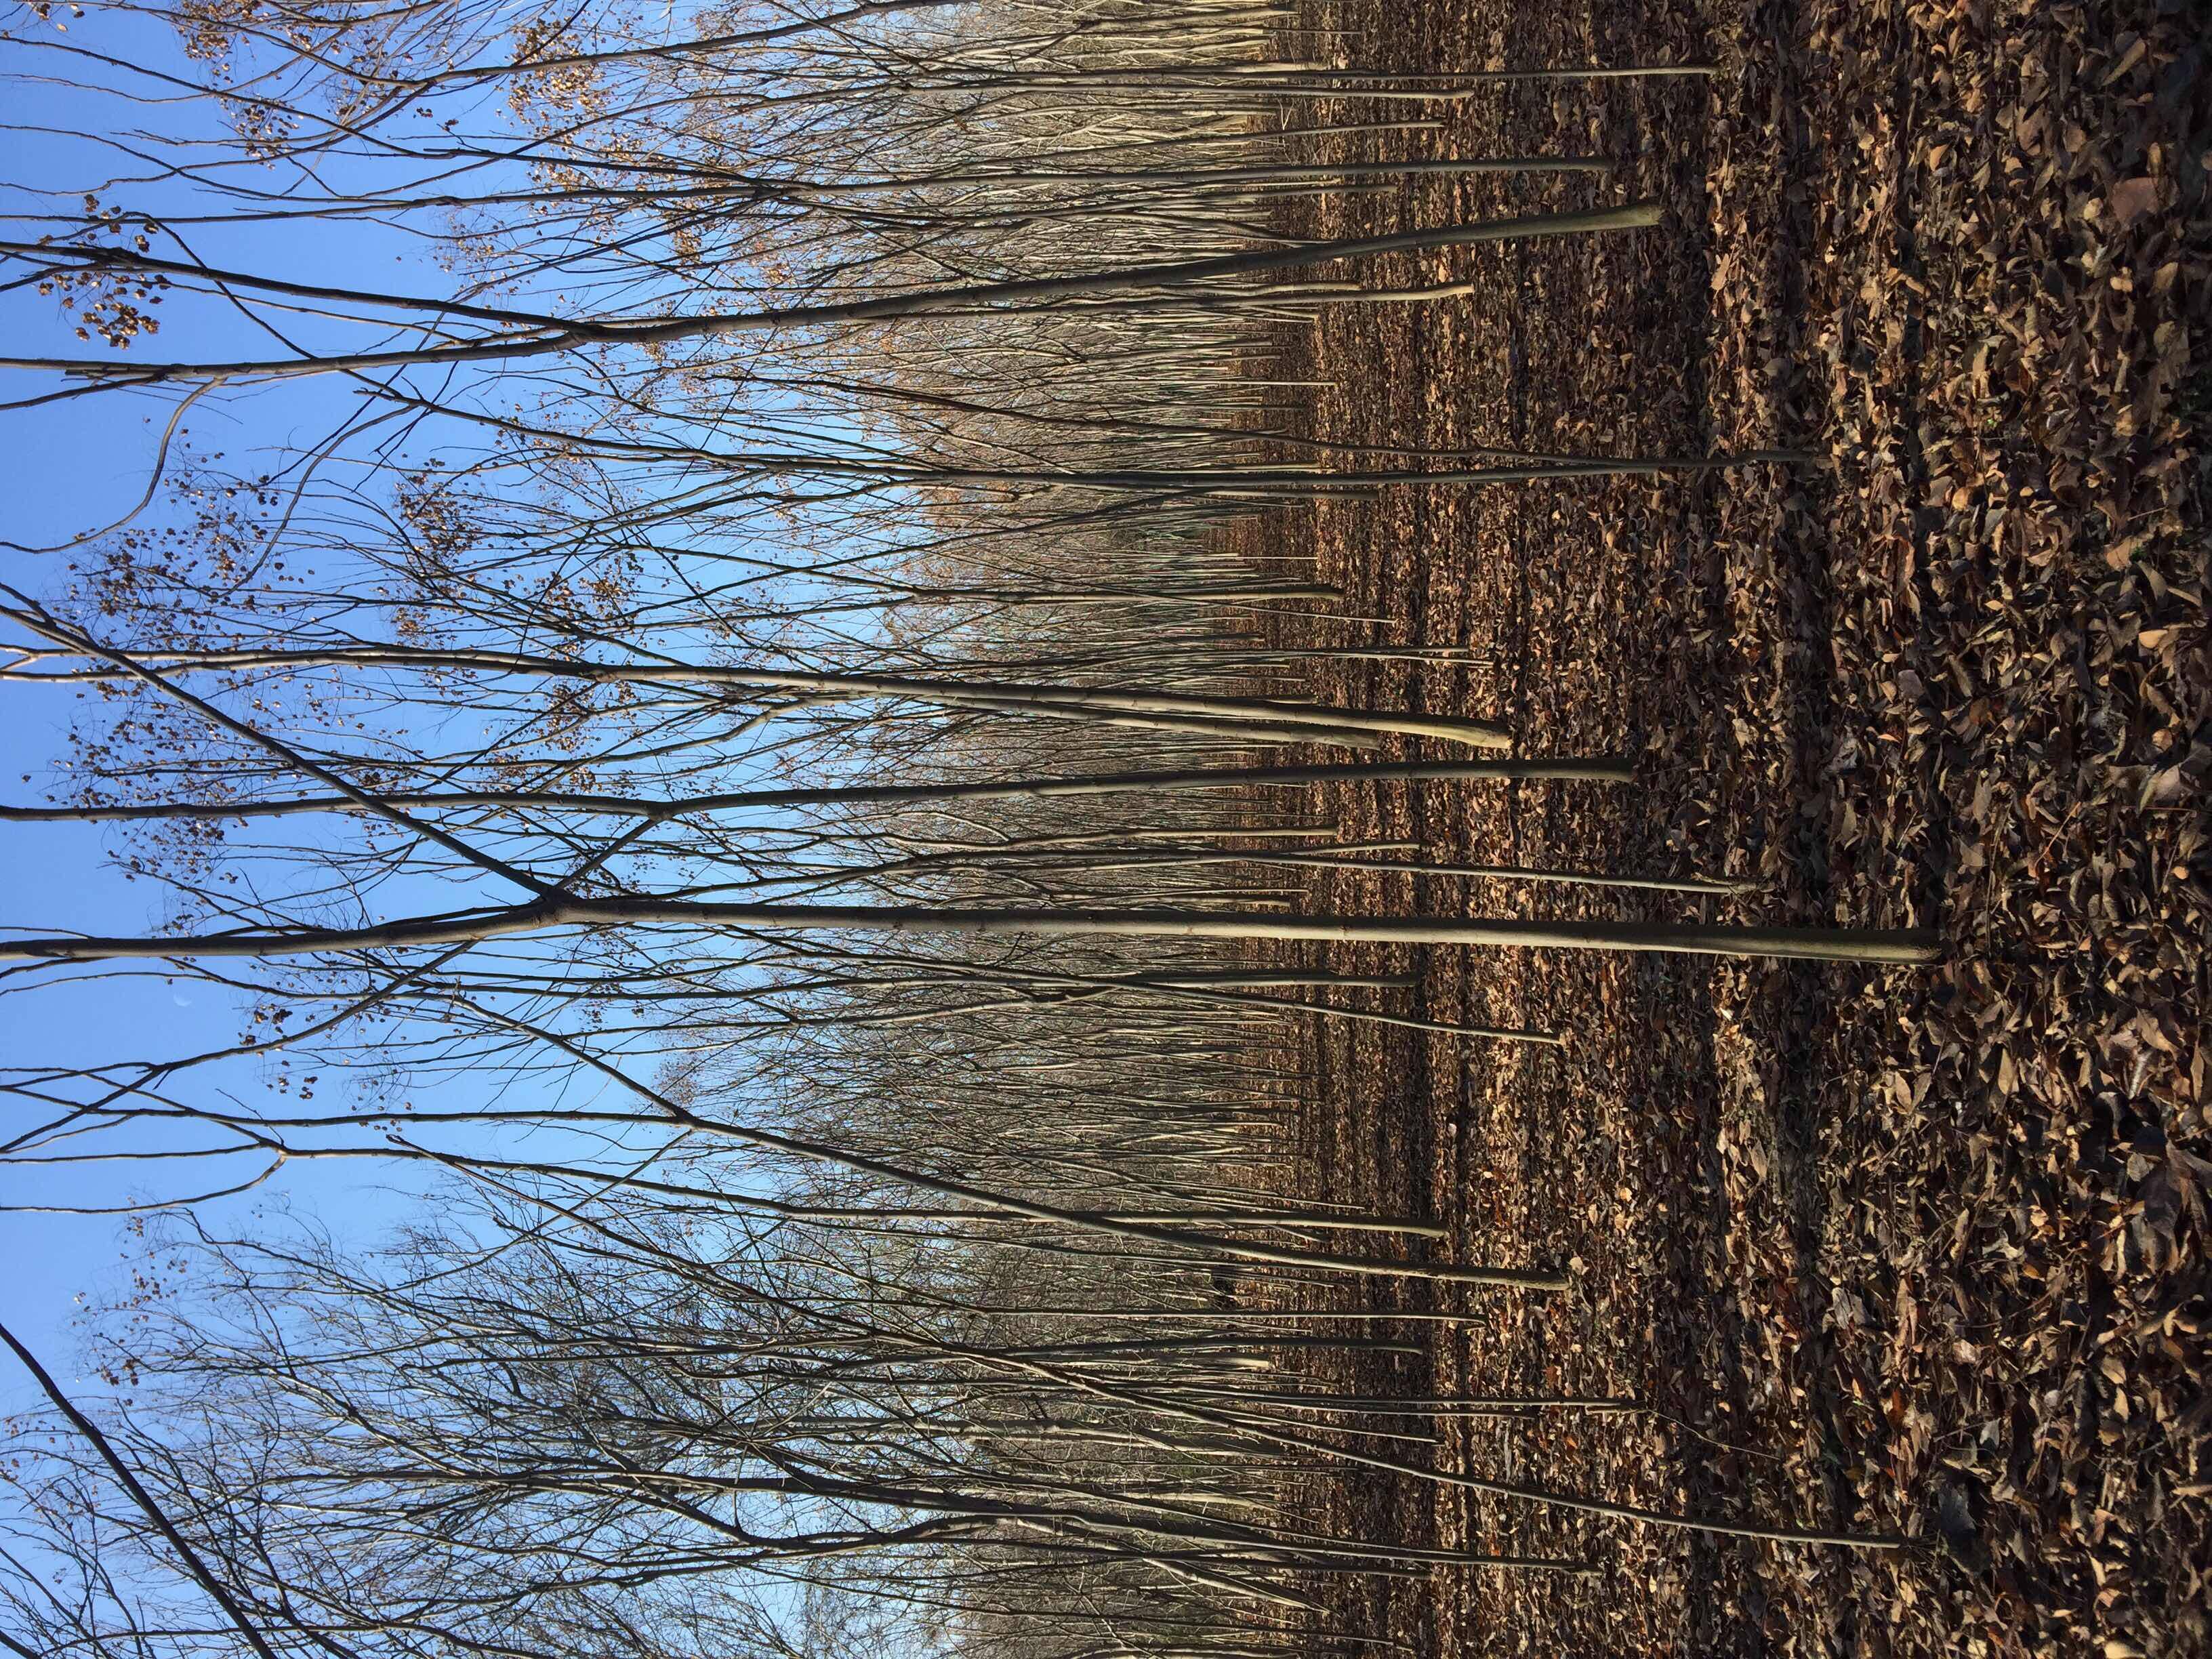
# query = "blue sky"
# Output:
<box><xmin>2</xmin><ymin>0</ymin><xmax>930</xmax><ymax>1422</ymax></box>
<box><xmin>0</xmin><ymin>8</ymin><xmax>476</xmax><ymax>1406</ymax></box>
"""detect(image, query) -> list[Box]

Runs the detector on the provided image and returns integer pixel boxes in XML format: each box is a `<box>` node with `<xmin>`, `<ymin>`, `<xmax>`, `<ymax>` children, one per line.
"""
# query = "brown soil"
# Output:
<box><xmin>1247</xmin><ymin>1</ymin><xmax>2212</xmax><ymax>1656</ymax></box>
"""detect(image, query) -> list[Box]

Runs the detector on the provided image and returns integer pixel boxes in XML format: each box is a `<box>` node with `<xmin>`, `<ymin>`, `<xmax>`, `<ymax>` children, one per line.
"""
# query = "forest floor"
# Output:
<box><xmin>1248</xmin><ymin>1</ymin><xmax>2212</xmax><ymax>1656</ymax></box>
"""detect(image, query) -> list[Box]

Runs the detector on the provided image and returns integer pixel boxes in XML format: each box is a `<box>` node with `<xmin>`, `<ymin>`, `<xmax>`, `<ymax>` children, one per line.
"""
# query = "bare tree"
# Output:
<box><xmin>0</xmin><ymin>4</ymin><xmax>1929</xmax><ymax>1657</ymax></box>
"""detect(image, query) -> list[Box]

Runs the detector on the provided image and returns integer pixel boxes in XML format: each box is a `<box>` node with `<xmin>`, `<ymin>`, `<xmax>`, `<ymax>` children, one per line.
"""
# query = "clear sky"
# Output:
<box><xmin>0</xmin><ymin>8</ymin><xmax>474</xmax><ymax>1409</ymax></box>
<box><xmin>3</xmin><ymin>0</ymin><xmax>877</xmax><ymax>1423</ymax></box>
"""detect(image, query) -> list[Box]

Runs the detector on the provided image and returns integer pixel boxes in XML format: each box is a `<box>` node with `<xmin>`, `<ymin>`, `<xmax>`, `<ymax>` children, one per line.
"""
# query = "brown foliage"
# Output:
<box><xmin>1256</xmin><ymin>0</ymin><xmax>2210</xmax><ymax>1654</ymax></box>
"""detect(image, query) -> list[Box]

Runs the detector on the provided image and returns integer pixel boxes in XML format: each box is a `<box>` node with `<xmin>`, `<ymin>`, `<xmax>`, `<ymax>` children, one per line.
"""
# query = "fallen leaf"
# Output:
<box><xmin>2108</xmin><ymin>176</ymin><xmax>2160</xmax><ymax>226</ymax></box>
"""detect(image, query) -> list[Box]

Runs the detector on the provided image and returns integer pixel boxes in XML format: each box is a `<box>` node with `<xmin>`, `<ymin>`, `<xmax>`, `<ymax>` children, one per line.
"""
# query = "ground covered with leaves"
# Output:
<box><xmin>1253</xmin><ymin>1</ymin><xmax>2211</xmax><ymax>1655</ymax></box>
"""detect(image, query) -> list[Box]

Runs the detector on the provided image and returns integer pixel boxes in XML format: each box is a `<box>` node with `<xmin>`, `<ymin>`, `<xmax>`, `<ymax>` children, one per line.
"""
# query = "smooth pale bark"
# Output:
<box><xmin>989</xmin><ymin>1210</ymin><xmax>1448</xmax><ymax>1240</ymax></box>
<box><xmin>1005</xmin><ymin>844</ymin><xmax>1747</xmax><ymax>895</ymax></box>
<box><xmin>1</xmin><ymin>639</ymin><xmax>1515</xmax><ymax>750</ymax></box>
<box><xmin>0</xmin><ymin>756</ymin><xmax>1627</xmax><ymax>825</ymax></box>
<box><xmin>1194</xmin><ymin>1390</ymin><xmax>1647</xmax><ymax>1414</ymax></box>
<box><xmin>16</xmin><ymin>205</ymin><xmax>1662</xmax><ymax>387</ymax></box>
<box><xmin>510</xmin><ymin>1016</ymin><xmax>1569</xmax><ymax>1292</ymax></box>
<box><xmin>834</xmin><ymin>970</ymin><xmax>1562</xmax><ymax>1046</ymax></box>
<box><xmin>1296</xmin><ymin>857</ymin><xmax>1750</xmax><ymax>895</ymax></box>
<box><xmin>0</xmin><ymin>901</ymin><xmax>1943</xmax><ymax>964</ymax></box>
<box><xmin>581</xmin><ymin>450</ymin><xmax>1820</xmax><ymax>496</ymax></box>
<box><xmin>930</xmin><ymin>1318</ymin><xmax>1904</xmax><ymax>1551</ymax></box>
